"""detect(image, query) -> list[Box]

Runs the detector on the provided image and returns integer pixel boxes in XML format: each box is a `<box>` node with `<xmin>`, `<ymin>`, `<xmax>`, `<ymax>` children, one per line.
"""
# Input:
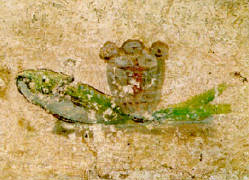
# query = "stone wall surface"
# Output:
<box><xmin>0</xmin><ymin>0</ymin><xmax>248</xmax><ymax>179</ymax></box>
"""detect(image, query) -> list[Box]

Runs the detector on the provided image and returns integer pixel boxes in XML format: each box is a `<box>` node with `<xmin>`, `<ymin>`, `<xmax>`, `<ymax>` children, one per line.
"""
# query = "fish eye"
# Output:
<box><xmin>42</xmin><ymin>76</ymin><xmax>49</xmax><ymax>83</ymax></box>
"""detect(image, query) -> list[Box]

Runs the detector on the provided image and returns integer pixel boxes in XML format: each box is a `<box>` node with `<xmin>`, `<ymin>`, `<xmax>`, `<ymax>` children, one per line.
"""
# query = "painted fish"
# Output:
<box><xmin>16</xmin><ymin>69</ymin><xmax>231</xmax><ymax>125</ymax></box>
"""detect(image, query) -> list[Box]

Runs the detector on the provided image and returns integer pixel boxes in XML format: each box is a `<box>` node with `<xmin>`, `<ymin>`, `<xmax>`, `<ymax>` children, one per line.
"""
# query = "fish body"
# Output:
<box><xmin>16</xmin><ymin>69</ymin><xmax>231</xmax><ymax>125</ymax></box>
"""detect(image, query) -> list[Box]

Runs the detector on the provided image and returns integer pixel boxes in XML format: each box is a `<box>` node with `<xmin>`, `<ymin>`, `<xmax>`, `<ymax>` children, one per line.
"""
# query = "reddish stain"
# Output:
<box><xmin>131</xmin><ymin>67</ymin><xmax>144</xmax><ymax>95</ymax></box>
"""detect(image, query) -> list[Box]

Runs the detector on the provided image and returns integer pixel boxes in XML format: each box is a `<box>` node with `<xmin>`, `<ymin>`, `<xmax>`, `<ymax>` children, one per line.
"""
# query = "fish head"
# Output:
<box><xmin>16</xmin><ymin>69</ymin><xmax>74</xmax><ymax>94</ymax></box>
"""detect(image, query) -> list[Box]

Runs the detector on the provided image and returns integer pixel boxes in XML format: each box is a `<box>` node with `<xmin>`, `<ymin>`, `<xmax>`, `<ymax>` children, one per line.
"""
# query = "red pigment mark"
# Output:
<box><xmin>132</xmin><ymin>71</ymin><xmax>143</xmax><ymax>94</ymax></box>
<box><xmin>127</xmin><ymin>64</ymin><xmax>144</xmax><ymax>95</ymax></box>
<box><xmin>121</xmin><ymin>59</ymin><xmax>145</xmax><ymax>95</ymax></box>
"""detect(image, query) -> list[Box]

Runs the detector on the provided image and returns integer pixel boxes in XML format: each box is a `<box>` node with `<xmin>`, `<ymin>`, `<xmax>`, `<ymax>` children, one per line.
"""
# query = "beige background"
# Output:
<box><xmin>0</xmin><ymin>0</ymin><xmax>248</xmax><ymax>179</ymax></box>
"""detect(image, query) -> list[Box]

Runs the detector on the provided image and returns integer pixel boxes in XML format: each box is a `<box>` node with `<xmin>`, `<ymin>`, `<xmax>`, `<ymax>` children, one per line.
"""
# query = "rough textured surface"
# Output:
<box><xmin>0</xmin><ymin>0</ymin><xmax>248</xmax><ymax>179</ymax></box>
